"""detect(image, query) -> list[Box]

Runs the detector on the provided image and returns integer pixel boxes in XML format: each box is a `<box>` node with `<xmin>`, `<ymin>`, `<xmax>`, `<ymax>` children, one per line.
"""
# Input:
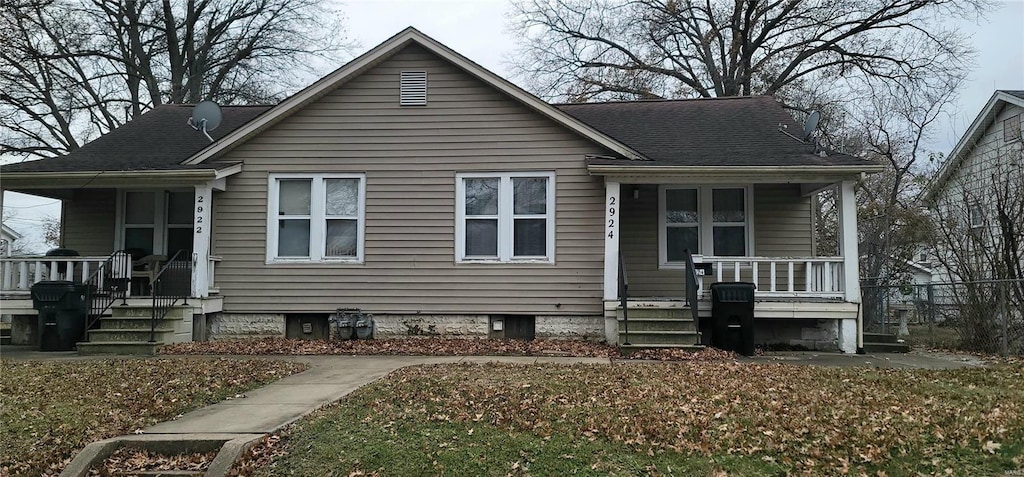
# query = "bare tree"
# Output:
<box><xmin>929</xmin><ymin>142</ymin><xmax>1024</xmax><ymax>353</ymax></box>
<box><xmin>0</xmin><ymin>0</ymin><xmax>352</xmax><ymax>159</ymax></box>
<box><xmin>509</xmin><ymin>0</ymin><xmax>986</xmax><ymax>103</ymax></box>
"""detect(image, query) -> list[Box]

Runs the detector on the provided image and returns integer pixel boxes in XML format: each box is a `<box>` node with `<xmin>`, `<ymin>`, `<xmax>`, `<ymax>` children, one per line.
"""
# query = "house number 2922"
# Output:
<box><xmin>195</xmin><ymin>195</ymin><xmax>205</xmax><ymax>234</ymax></box>
<box><xmin>607</xmin><ymin>196</ymin><xmax>616</xmax><ymax>239</ymax></box>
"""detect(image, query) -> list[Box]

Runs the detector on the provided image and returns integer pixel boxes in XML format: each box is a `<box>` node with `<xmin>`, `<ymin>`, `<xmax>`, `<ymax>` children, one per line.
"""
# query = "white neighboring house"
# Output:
<box><xmin>925</xmin><ymin>90</ymin><xmax>1024</xmax><ymax>284</ymax></box>
<box><xmin>1</xmin><ymin>224</ymin><xmax>23</xmax><ymax>257</ymax></box>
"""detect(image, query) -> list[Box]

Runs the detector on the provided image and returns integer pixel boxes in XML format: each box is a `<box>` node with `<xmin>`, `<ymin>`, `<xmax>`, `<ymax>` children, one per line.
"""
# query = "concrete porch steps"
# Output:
<box><xmin>863</xmin><ymin>332</ymin><xmax>910</xmax><ymax>353</ymax></box>
<box><xmin>76</xmin><ymin>304</ymin><xmax>190</xmax><ymax>356</ymax></box>
<box><xmin>617</xmin><ymin>301</ymin><xmax>703</xmax><ymax>349</ymax></box>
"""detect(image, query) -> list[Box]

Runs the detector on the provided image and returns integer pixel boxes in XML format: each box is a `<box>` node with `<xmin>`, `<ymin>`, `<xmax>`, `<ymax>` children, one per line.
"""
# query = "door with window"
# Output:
<box><xmin>120</xmin><ymin>190</ymin><xmax>195</xmax><ymax>258</ymax></box>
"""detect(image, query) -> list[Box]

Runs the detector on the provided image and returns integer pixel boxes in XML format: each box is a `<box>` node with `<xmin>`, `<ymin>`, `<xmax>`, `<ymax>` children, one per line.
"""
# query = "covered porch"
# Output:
<box><xmin>0</xmin><ymin>169</ymin><xmax>228</xmax><ymax>315</ymax></box>
<box><xmin>598</xmin><ymin>167</ymin><xmax>865</xmax><ymax>352</ymax></box>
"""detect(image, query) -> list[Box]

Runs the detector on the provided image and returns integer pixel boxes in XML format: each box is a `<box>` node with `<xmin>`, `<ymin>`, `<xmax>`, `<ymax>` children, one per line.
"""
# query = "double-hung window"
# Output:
<box><xmin>267</xmin><ymin>173</ymin><xmax>365</xmax><ymax>263</ymax></box>
<box><xmin>660</xmin><ymin>186</ymin><xmax>751</xmax><ymax>266</ymax></box>
<box><xmin>456</xmin><ymin>172</ymin><xmax>555</xmax><ymax>263</ymax></box>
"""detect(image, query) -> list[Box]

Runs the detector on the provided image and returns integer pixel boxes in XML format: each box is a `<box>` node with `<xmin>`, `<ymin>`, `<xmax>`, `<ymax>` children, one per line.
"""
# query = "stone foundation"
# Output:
<box><xmin>10</xmin><ymin>315</ymin><xmax>37</xmax><ymax>346</ymax></box>
<box><xmin>535</xmin><ymin>316</ymin><xmax>604</xmax><ymax>340</ymax></box>
<box><xmin>206</xmin><ymin>312</ymin><xmax>606</xmax><ymax>341</ymax></box>
<box><xmin>754</xmin><ymin>318</ymin><xmax>841</xmax><ymax>351</ymax></box>
<box><xmin>206</xmin><ymin>313</ymin><xmax>285</xmax><ymax>340</ymax></box>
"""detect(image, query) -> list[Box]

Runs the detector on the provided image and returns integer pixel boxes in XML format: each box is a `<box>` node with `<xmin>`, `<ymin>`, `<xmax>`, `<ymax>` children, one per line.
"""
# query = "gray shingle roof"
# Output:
<box><xmin>1</xmin><ymin>105</ymin><xmax>271</xmax><ymax>173</ymax></box>
<box><xmin>1002</xmin><ymin>90</ymin><xmax>1024</xmax><ymax>100</ymax></box>
<box><xmin>557</xmin><ymin>96</ymin><xmax>874</xmax><ymax>167</ymax></box>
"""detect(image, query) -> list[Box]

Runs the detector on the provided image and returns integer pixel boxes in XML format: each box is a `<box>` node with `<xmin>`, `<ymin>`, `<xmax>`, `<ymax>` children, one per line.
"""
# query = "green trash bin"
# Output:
<box><xmin>31</xmin><ymin>281</ymin><xmax>89</xmax><ymax>351</ymax></box>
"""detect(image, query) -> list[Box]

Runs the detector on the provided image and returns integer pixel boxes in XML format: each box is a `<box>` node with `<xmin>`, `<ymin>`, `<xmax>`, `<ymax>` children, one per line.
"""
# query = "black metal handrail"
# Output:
<box><xmin>683</xmin><ymin>249</ymin><xmax>701</xmax><ymax>337</ymax></box>
<box><xmin>618</xmin><ymin>250</ymin><xmax>630</xmax><ymax>346</ymax></box>
<box><xmin>84</xmin><ymin>250</ymin><xmax>132</xmax><ymax>341</ymax></box>
<box><xmin>150</xmin><ymin>250</ymin><xmax>191</xmax><ymax>343</ymax></box>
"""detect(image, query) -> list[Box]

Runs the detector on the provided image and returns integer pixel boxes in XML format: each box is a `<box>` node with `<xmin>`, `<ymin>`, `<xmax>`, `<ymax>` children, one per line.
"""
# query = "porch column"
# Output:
<box><xmin>837</xmin><ymin>179</ymin><xmax>860</xmax><ymax>353</ymax></box>
<box><xmin>191</xmin><ymin>183</ymin><xmax>213</xmax><ymax>298</ymax></box>
<box><xmin>603</xmin><ymin>181</ymin><xmax>620</xmax><ymax>301</ymax></box>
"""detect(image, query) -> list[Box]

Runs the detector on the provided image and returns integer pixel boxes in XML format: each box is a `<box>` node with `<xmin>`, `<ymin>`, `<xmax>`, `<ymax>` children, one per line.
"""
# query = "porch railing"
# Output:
<box><xmin>1</xmin><ymin>256</ymin><xmax>111</xmax><ymax>292</ymax></box>
<box><xmin>84</xmin><ymin>251</ymin><xmax>132</xmax><ymax>339</ymax></box>
<box><xmin>618</xmin><ymin>250</ymin><xmax>630</xmax><ymax>346</ymax></box>
<box><xmin>150</xmin><ymin>250</ymin><xmax>191</xmax><ymax>343</ymax></box>
<box><xmin>693</xmin><ymin>256</ymin><xmax>845</xmax><ymax>299</ymax></box>
<box><xmin>683</xmin><ymin>249</ymin><xmax>701</xmax><ymax>333</ymax></box>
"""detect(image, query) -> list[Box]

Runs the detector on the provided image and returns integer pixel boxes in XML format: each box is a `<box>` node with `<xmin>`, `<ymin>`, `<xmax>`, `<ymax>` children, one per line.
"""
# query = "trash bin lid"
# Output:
<box><xmin>44</xmin><ymin>248</ymin><xmax>81</xmax><ymax>257</ymax></box>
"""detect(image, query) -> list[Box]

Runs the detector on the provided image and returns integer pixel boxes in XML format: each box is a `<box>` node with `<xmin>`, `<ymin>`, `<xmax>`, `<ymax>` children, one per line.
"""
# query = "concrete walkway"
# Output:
<box><xmin>144</xmin><ymin>355</ymin><xmax>611</xmax><ymax>435</ymax></box>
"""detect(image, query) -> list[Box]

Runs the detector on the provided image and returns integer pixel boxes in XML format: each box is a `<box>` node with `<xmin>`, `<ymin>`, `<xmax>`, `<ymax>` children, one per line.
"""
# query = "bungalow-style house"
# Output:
<box><xmin>0</xmin><ymin>28</ymin><xmax>882</xmax><ymax>354</ymax></box>
<box><xmin>925</xmin><ymin>90</ymin><xmax>1024</xmax><ymax>285</ymax></box>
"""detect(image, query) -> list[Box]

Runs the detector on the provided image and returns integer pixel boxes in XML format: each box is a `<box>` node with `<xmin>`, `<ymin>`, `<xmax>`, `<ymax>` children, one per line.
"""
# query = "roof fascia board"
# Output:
<box><xmin>588</xmin><ymin>164</ymin><xmax>883</xmax><ymax>178</ymax></box>
<box><xmin>0</xmin><ymin>169</ymin><xmax>217</xmax><ymax>189</ymax></box>
<box><xmin>926</xmin><ymin>91</ymin><xmax>1024</xmax><ymax>201</ymax></box>
<box><xmin>183</xmin><ymin>28</ymin><xmax>646</xmax><ymax>166</ymax></box>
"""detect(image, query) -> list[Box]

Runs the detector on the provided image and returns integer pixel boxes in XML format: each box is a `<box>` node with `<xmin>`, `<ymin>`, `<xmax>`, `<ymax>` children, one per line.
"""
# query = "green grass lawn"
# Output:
<box><xmin>0</xmin><ymin>357</ymin><xmax>307</xmax><ymax>476</ymax></box>
<box><xmin>260</xmin><ymin>362</ymin><xmax>1024</xmax><ymax>476</ymax></box>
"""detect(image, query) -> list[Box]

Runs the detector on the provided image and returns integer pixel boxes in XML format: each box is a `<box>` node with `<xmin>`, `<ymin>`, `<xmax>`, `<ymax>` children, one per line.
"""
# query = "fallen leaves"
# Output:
<box><xmin>161</xmin><ymin>337</ymin><xmax>619</xmax><ymax>357</ymax></box>
<box><xmin>0</xmin><ymin>358</ymin><xmax>306</xmax><ymax>476</ymax></box>
<box><xmin>88</xmin><ymin>447</ymin><xmax>217</xmax><ymax>475</ymax></box>
<box><xmin>268</xmin><ymin>361</ymin><xmax>1024</xmax><ymax>475</ymax></box>
<box><xmin>160</xmin><ymin>337</ymin><xmax>739</xmax><ymax>363</ymax></box>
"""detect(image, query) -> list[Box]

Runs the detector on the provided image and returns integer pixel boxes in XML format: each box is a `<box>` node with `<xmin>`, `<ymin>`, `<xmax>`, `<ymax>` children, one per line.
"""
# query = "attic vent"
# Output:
<box><xmin>400</xmin><ymin>71</ymin><xmax>427</xmax><ymax>106</ymax></box>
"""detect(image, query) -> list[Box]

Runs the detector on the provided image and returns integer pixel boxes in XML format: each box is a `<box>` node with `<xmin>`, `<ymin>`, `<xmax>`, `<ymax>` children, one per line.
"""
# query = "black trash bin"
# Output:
<box><xmin>31</xmin><ymin>280</ymin><xmax>89</xmax><ymax>351</ymax></box>
<box><xmin>44</xmin><ymin>248</ymin><xmax>80</xmax><ymax>277</ymax></box>
<box><xmin>710</xmin><ymin>282</ymin><xmax>756</xmax><ymax>356</ymax></box>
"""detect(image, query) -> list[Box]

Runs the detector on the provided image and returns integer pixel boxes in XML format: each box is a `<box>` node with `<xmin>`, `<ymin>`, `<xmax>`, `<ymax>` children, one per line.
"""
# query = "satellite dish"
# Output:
<box><xmin>188</xmin><ymin>100</ymin><xmax>222</xmax><ymax>142</ymax></box>
<box><xmin>802</xmin><ymin>110</ymin><xmax>820</xmax><ymax>141</ymax></box>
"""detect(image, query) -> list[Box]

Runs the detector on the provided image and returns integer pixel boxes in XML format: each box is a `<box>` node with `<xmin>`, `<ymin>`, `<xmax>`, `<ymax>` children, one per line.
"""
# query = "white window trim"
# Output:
<box><xmin>659</xmin><ymin>185</ymin><xmax>754</xmax><ymax>269</ymax></box>
<box><xmin>455</xmin><ymin>171</ymin><xmax>555</xmax><ymax>264</ymax></box>
<box><xmin>266</xmin><ymin>173</ymin><xmax>366</xmax><ymax>264</ymax></box>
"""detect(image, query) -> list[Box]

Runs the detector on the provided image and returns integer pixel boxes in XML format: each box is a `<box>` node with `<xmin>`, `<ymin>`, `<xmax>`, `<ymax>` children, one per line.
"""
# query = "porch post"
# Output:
<box><xmin>837</xmin><ymin>179</ymin><xmax>861</xmax><ymax>353</ymax></box>
<box><xmin>603</xmin><ymin>181</ymin><xmax>620</xmax><ymax>301</ymax></box>
<box><xmin>191</xmin><ymin>183</ymin><xmax>213</xmax><ymax>298</ymax></box>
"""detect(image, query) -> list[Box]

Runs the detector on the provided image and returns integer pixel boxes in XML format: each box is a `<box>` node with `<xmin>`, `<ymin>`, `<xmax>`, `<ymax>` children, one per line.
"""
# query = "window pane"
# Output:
<box><xmin>125</xmin><ymin>192</ymin><xmax>155</xmax><ymax>224</ymax></box>
<box><xmin>666</xmin><ymin>189</ymin><xmax>698</xmax><ymax>223</ymax></box>
<box><xmin>513</xmin><ymin>178</ymin><xmax>547</xmax><ymax>214</ymax></box>
<box><xmin>465</xmin><ymin>219</ymin><xmax>498</xmax><ymax>256</ymax></box>
<box><xmin>325</xmin><ymin>179</ymin><xmax>359</xmax><ymax>216</ymax></box>
<box><xmin>124</xmin><ymin>228</ymin><xmax>154</xmax><ymax>256</ymax></box>
<box><xmin>465</xmin><ymin>178</ymin><xmax>498</xmax><ymax>215</ymax></box>
<box><xmin>167</xmin><ymin>191</ymin><xmax>194</xmax><ymax>225</ymax></box>
<box><xmin>666</xmin><ymin>227</ymin><xmax>698</xmax><ymax>261</ymax></box>
<box><xmin>713</xmin><ymin>226</ymin><xmax>745</xmax><ymax>256</ymax></box>
<box><xmin>713</xmin><ymin>189</ymin><xmax>745</xmax><ymax>222</ymax></box>
<box><xmin>278</xmin><ymin>219</ymin><xmax>310</xmax><ymax>256</ymax></box>
<box><xmin>514</xmin><ymin>219</ymin><xmax>546</xmax><ymax>256</ymax></box>
<box><xmin>325</xmin><ymin>219</ymin><xmax>357</xmax><ymax>257</ymax></box>
<box><xmin>166</xmin><ymin>228</ymin><xmax>193</xmax><ymax>256</ymax></box>
<box><xmin>278</xmin><ymin>180</ymin><xmax>311</xmax><ymax>215</ymax></box>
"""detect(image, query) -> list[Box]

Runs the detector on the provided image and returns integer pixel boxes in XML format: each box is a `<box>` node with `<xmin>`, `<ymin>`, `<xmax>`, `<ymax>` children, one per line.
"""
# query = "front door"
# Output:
<box><xmin>119</xmin><ymin>190</ymin><xmax>194</xmax><ymax>258</ymax></box>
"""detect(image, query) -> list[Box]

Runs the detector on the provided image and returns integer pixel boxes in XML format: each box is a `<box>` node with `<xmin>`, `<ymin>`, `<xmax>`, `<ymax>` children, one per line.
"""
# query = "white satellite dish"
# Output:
<box><xmin>188</xmin><ymin>100</ymin><xmax>223</xmax><ymax>142</ymax></box>
<box><xmin>802</xmin><ymin>110</ymin><xmax>820</xmax><ymax>141</ymax></box>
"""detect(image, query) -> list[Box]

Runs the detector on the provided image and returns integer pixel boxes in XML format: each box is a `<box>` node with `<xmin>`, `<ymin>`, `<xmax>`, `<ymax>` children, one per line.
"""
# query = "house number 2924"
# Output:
<box><xmin>195</xmin><ymin>195</ymin><xmax>205</xmax><ymax>234</ymax></box>
<box><xmin>607</xmin><ymin>196</ymin><xmax>616</xmax><ymax>239</ymax></box>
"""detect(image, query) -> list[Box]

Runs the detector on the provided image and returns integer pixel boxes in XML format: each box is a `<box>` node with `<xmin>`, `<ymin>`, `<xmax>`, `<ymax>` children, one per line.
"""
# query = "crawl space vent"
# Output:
<box><xmin>400</xmin><ymin>71</ymin><xmax>427</xmax><ymax>106</ymax></box>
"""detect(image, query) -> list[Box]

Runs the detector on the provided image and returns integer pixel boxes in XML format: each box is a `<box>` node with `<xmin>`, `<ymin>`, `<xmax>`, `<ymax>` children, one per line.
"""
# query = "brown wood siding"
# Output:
<box><xmin>212</xmin><ymin>44</ymin><xmax>611</xmax><ymax>315</ymax></box>
<box><xmin>620</xmin><ymin>183</ymin><xmax>813</xmax><ymax>298</ymax></box>
<box><xmin>62</xmin><ymin>189</ymin><xmax>116</xmax><ymax>256</ymax></box>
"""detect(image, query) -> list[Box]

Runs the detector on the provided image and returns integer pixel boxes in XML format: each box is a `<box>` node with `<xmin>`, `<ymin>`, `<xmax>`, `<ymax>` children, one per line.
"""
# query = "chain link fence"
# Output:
<box><xmin>860</xmin><ymin>278</ymin><xmax>1024</xmax><ymax>355</ymax></box>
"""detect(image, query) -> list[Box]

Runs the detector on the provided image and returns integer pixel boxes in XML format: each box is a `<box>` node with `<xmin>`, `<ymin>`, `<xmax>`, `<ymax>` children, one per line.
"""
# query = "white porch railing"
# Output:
<box><xmin>207</xmin><ymin>255</ymin><xmax>221</xmax><ymax>295</ymax></box>
<box><xmin>693</xmin><ymin>256</ymin><xmax>845</xmax><ymax>299</ymax></box>
<box><xmin>0</xmin><ymin>256</ymin><xmax>110</xmax><ymax>293</ymax></box>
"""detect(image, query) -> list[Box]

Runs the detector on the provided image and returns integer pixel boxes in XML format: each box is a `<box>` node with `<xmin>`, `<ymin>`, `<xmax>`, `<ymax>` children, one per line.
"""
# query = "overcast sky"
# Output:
<box><xmin>4</xmin><ymin>0</ymin><xmax>1023</xmax><ymax>252</ymax></box>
